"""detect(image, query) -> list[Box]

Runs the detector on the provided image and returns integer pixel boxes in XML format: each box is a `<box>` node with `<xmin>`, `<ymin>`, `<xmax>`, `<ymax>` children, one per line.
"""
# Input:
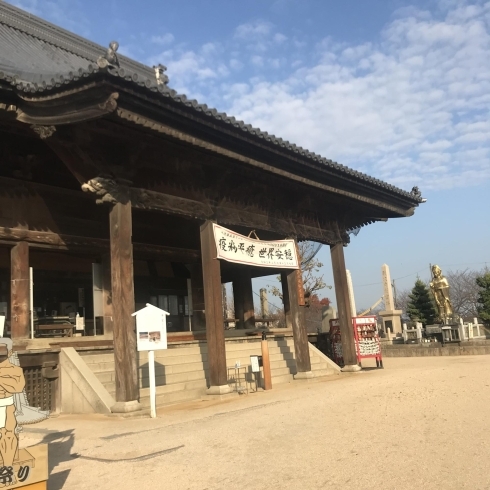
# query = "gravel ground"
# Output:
<box><xmin>20</xmin><ymin>356</ymin><xmax>490</xmax><ymax>490</ymax></box>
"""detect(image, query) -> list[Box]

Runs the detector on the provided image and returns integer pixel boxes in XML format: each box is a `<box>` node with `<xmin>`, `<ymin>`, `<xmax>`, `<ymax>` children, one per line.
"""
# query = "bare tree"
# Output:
<box><xmin>268</xmin><ymin>241</ymin><xmax>330</xmax><ymax>304</ymax></box>
<box><xmin>447</xmin><ymin>268</ymin><xmax>484</xmax><ymax>319</ymax></box>
<box><xmin>394</xmin><ymin>268</ymin><xmax>488</xmax><ymax>321</ymax></box>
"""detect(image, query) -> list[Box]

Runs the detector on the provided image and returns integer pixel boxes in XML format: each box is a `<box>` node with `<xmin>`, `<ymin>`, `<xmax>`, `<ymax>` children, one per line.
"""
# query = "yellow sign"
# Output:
<box><xmin>0</xmin><ymin>444</ymin><xmax>48</xmax><ymax>488</ymax></box>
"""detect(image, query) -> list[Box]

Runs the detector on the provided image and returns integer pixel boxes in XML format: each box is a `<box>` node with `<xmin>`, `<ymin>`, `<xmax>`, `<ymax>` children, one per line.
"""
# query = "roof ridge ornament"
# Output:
<box><xmin>97</xmin><ymin>41</ymin><xmax>120</xmax><ymax>69</ymax></box>
<box><xmin>153</xmin><ymin>64</ymin><xmax>168</xmax><ymax>86</ymax></box>
<box><xmin>81</xmin><ymin>175</ymin><xmax>131</xmax><ymax>205</ymax></box>
<box><xmin>31</xmin><ymin>125</ymin><xmax>56</xmax><ymax>140</ymax></box>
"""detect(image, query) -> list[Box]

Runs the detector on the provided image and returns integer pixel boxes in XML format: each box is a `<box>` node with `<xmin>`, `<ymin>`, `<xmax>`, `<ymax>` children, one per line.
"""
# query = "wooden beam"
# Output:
<box><xmin>200</xmin><ymin>221</ymin><xmax>228</xmax><ymax>390</ymax></box>
<box><xmin>130</xmin><ymin>187</ymin><xmax>341</xmax><ymax>244</ymax></box>
<box><xmin>110</xmin><ymin>200</ymin><xmax>138</xmax><ymax>403</ymax></box>
<box><xmin>287</xmin><ymin>269</ymin><xmax>311</xmax><ymax>374</ymax></box>
<box><xmin>0</xmin><ymin>175</ymin><xmax>343</xmax><ymax>244</ymax></box>
<box><xmin>11</xmin><ymin>242</ymin><xmax>29</xmax><ymax>339</ymax></box>
<box><xmin>330</xmin><ymin>243</ymin><xmax>358</xmax><ymax>367</ymax></box>
<box><xmin>116</xmin><ymin>107</ymin><xmax>415</xmax><ymax>216</ymax></box>
<box><xmin>0</xmin><ymin>228</ymin><xmax>200</xmax><ymax>261</ymax></box>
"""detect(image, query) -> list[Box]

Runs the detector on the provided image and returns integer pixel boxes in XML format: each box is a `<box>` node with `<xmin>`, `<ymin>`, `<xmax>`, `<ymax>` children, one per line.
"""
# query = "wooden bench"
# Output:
<box><xmin>36</xmin><ymin>324</ymin><xmax>74</xmax><ymax>337</ymax></box>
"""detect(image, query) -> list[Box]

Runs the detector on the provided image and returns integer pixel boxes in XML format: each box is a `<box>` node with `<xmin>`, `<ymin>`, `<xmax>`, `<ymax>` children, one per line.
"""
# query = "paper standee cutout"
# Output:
<box><xmin>0</xmin><ymin>338</ymin><xmax>49</xmax><ymax>488</ymax></box>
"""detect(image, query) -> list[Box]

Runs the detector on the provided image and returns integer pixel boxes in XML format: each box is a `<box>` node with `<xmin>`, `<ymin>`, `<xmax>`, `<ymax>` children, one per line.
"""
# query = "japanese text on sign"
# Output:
<box><xmin>212</xmin><ymin>224</ymin><xmax>299</xmax><ymax>269</ymax></box>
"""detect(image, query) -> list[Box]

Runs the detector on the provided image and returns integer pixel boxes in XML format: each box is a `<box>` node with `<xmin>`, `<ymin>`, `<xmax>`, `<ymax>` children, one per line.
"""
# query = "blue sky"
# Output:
<box><xmin>8</xmin><ymin>0</ymin><xmax>490</xmax><ymax>309</ymax></box>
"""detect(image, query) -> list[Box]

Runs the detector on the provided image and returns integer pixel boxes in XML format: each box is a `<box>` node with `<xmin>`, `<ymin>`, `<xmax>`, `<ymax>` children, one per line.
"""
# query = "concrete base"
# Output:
<box><xmin>111</xmin><ymin>400</ymin><xmax>142</xmax><ymax>413</ymax></box>
<box><xmin>202</xmin><ymin>392</ymin><xmax>239</xmax><ymax>402</ymax></box>
<box><xmin>379</xmin><ymin>310</ymin><xmax>403</xmax><ymax>336</ymax></box>
<box><xmin>342</xmin><ymin>364</ymin><xmax>362</xmax><ymax>372</ymax></box>
<box><xmin>294</xmin><ymin>371</ymin><xmax>314</xmax><ymax>380</ymax></box>
<box><xmin>206</xmin><ymin>384</ymin><xmax>233</xmax><ymax>395</ymax></box>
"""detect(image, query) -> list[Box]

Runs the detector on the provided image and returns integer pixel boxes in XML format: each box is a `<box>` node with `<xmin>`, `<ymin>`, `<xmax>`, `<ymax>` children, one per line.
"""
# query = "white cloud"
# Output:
<box><xmin>234</xmin><ymin>20</ymin><xmax>274</xmax><ymax>39</ymax></box>
<box><xmin>151</xmin><ymin>33</ymin><xmax>174</xmax><ymax>46</ymax></box>
<box><xmin>145</xmin><ymin>1</ymin><xmax>490</xmax><ymax>192</ymax></box>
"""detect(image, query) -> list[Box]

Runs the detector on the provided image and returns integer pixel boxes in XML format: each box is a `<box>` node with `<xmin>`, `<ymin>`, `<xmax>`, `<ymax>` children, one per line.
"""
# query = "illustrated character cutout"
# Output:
<box><xmin>0</xmin><ymin>338</ymin><xmax>49</xmax><ymax>487</ymax></box>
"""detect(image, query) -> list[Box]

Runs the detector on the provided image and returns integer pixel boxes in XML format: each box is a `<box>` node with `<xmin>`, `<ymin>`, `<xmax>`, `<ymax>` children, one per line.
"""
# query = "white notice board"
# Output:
<box><xmin>132</xmin><ymin>304</ymin><xmax>170</xmax><ymax>352</ymax></box>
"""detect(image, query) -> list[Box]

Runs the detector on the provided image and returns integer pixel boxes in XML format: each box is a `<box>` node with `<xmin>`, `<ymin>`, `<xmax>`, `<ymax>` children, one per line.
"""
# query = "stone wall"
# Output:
<box><xmin>382</xmin><ymin>340</ymin><xmax>490</xmax><ymax>357</ymax></box>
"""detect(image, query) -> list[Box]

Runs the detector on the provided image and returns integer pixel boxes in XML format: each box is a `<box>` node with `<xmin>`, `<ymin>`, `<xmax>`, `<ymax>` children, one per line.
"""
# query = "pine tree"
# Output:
<box><xmin>406</xmin><ymin>279</ymin><xmax>437</xmax><ymax>326</ymax></box>
<box><xmin>476</xmin><ymin>272</ymin><xmax>490</xmax><ymax>323</ymax></box>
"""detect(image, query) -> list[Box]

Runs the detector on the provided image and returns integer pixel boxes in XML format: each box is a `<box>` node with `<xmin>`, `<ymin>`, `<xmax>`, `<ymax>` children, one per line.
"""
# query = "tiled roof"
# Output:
<box><xmin>0</xmin><ymin>1</ymin><xmax>423</xmax><ymax>205</ymax></box>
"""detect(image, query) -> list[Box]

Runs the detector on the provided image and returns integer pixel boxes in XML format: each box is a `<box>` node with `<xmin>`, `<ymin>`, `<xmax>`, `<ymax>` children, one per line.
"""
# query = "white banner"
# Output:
<box><xmin>213</xmin><ymin>224</ymin><xmax>299</xmax><ymax>269</ymax></box>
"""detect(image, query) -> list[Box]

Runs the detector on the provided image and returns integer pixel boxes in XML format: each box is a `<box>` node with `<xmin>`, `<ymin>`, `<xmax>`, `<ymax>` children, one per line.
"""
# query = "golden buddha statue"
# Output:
<box><xmin>429</xmin><ymin>265</ymin><xmax>453</xmax><ymax>323</ymax></box>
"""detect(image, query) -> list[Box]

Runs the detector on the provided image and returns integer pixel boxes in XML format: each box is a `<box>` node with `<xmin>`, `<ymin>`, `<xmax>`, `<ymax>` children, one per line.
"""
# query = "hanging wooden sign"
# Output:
<box><xmin>212</xmin><ymin>224</ymin><xmax>299</xmax><ymax>269</ymax></box>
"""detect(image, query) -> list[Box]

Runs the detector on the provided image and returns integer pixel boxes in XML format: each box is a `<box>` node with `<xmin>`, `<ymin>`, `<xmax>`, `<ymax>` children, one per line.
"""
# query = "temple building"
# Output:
<box><xmin>0</xmin><ymin>3</ymin><xmax>423</xmax><ymax>413</ymax></box>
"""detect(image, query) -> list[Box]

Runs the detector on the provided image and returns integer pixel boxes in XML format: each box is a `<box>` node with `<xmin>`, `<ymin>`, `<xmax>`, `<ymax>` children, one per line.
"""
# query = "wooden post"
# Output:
<box><xmin>101</xmin><ymin>253</ymin><xmax>113</xmax><ymax>336</ymax></box>
<box><xmin>200</xmin><ymin>221</ymin><xmax>230</xmax><ymax>393</ymax></box>
<box><xmin>187</xmin><ymin>263</ymin><xmax>206</xmax><ymax>331</ymax></box>
<box><xmin>10</xmin><ymin>242</ymin><xmax>29</xmax><ymax>339</ymax></box>
<box><xmin>281</xmin><ymin>271</ymin><xmax>292</xmax><ymax>329</ymax></box>
<box><xmin>261</xmin><ymin>338</ymin><xmax>272</xmax><ymax>390</ymax></box>
<box><xmin>330</xmin><ymin>243</ymin><xmax>359</xmax><ymax>370</ymax></box>
<box><xmin>110</xmin><ymin>200</ymin><xmax>139</xmax><ymax>407</ymax></box>
<box><xmin>287</xmin><ymin>269</ymin><xmax>312</xmax><ymax>376</ymax></box>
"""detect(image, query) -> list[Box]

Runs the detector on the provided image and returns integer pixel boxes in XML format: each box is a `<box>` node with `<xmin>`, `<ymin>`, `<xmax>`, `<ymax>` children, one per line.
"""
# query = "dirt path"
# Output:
<box><xmin>22</xmin><ymin>356</ymin><xmax>490</xmax><ymax>490</ymax></box>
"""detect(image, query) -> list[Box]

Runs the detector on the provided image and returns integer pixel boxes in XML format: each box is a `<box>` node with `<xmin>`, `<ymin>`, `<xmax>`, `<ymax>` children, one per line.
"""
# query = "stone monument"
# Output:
<box><xmin>378</xmin><ymin>264</ymin><xmax>402</xmax><ymax>337</ymax></box>
<box><xmin>321</xmin><ymin>305</ymin><xmax>337</xmax><ymax>333</ymax></box>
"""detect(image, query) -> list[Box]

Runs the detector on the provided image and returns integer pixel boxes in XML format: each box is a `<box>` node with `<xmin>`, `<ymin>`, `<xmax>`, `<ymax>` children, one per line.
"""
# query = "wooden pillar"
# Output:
<box><xmin>110</xmin><ymin>200</ymin><xmax>139</xmax><ymax>406</ymax></box>
<box><xmin>330</xmin><ymin>243</ymin><xmax>359</xmax><ymax>369</ymax></box>
<box><xmin>281</xmin><ymin>271</ymin><xmax>292</xmax><ymax>329</ymax></box>
<box><xmin>101</xmin><ymin>253</ymin><xmax>113</xmax><ymax>336</ymax></box>
<box><xmin>287</xmin><ymin>269</ymin><xmax>312</xmax><ymax>376</ymax></box>
<box><xmin>188</xmin><ymin>263</ymin><xmax>206</xmax><ymax>330</ymax></box>
<box><xmin>200</xmin><ymin>221</ymin><xmax>229</xmax><ymax>393</ymax></box>
<box><xmin>10</xmin><ymin>242</ymin><xmax>29</xmax><ymax>339</ymax></box>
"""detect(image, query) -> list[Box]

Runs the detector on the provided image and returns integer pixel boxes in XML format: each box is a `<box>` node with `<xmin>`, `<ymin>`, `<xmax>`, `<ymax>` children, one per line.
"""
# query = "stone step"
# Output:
<box><xmin>271</xmin><ymin>366</ymin><xmax>296</xmax><ymax>377</ymax></box>
<box><xmin>271</xmin><ymin>373</ymin><xmax>295</xmax><ymax>385</ymax></box>
<box><xmin>140</xmin><ymin>387</ymin><xmax>208</xmax><ymax>409</ymax></box>
<box><xmin>105</xmin><ymin>378</ymin><xmax>208</xmax><ymax>398</ymax></box>
<box><xmin>152</xmin><ymin>346</ymin><xmax>208</xmax><ymax>358</ymax></box>
<box><xmin>88</xmin><ymin>361</ymin><xmax>117</xmax><ymax>373</ymax></box>
<box><xmin>79</xmin><ymin>352</ymin><xmax>114</xmax><ymax>364</ymax></box>
<box><xmin>140</xmin><ymin>352</ymin><xmax>208</xmax><ymax>365</ymax></box>
<box><xmin>139</xmin><ymin>360</ymin><xmax>208</xmax><ymax>376</ymax></box>
<box><xmin>270</xmin><ymin>358</ymin><xmax>296</xmax><ymax>369</ymax></box>
<box><xmin>140</xmin><ymin>378</ymin><xmax>208</xmax><ymax>397</ymax></box>
<box><xmin>95</xmin><ymin>371</ymin><xmax>114</xmax><ymax>384</ymax></box>
<box><xmin>139</xmin><ymin>370</ymin><xmax>207</xmax><ymax>387</ymax></box>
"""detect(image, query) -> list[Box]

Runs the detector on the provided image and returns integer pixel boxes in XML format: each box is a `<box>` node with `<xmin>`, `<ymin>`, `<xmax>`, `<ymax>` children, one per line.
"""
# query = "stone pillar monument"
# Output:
<box><xmin>346</xmin><ymin>270</ymin><xmax>357</xmax><ymax>318</ymax></box>
<box><xmin>378</xmin><ymin>264</ymin><xmax>402</xmax><ymax>337</ymax></box>
<box><xmin>321</xmin><ymin>305</ymin><xmax>337</xmax><ymax>333</ymax></box>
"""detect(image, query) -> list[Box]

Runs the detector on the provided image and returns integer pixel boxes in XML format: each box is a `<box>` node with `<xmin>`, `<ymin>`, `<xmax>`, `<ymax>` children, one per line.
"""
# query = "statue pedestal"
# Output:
<box><xmin>379</xmin><ymin>310</ymin><xmax>402</xmax><ymax>336</ymax></box>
